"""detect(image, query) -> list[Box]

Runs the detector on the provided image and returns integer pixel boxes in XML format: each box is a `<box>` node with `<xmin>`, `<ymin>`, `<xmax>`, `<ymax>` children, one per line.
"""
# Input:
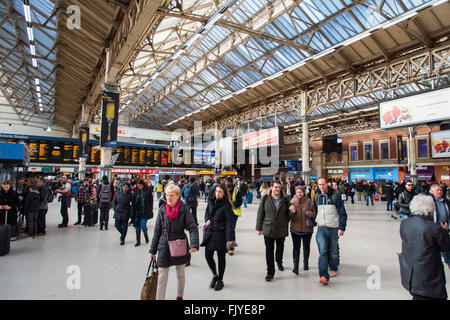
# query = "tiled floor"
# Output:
<box><xmin>0</xmin><ymin>195</ymin><xmax>448</xmax><ymax>300</ymax></box>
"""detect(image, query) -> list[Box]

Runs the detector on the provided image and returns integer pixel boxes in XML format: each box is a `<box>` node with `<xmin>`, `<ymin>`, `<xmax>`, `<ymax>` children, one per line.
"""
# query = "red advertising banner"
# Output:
<box><xmin>243</xmin><ymin>127</ymin><xmax>280</xmax><ymax>149</ymax></box>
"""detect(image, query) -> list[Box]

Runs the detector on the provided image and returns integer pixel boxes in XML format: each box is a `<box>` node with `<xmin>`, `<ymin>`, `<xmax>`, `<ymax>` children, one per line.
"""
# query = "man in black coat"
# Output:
<box><xmin>399</xmin><ymin>195</ymin><xmax>450</xmax><ymax>300</ymax></box>
<box><xmin>398</xmin><ymin>181</ymin><xmax>416</xmax><ymax>220</ymax></box>
<box><xmin>384</xmin><ymin>182</ymin><xmax>395</xmax><ymax>211</ymax></box>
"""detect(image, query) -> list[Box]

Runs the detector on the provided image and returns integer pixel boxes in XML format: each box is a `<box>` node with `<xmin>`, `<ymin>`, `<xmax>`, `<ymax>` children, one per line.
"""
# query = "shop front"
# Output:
<box><xmin>373</xmin><ymin>167</ymin><xmax>399</xmax><ymax>185</ymax></box>
<box><xmin>349</xmin><ymin>167</ymin><xmax>374</xmax><ymax>182</ymax></box>
<box><xmin>326</xmin><ymin>168</ymin><xmax>344</xmax><ymax>181</ymax></box>
<box><xmin>404</xmin><ymin>166</ymin><xmax>435</xmax><ymax>182</ymax></box>
<box><xmin>434</xmin><ymin>165</ymin><xmax>450</xmax><ymax>184</ymax></box>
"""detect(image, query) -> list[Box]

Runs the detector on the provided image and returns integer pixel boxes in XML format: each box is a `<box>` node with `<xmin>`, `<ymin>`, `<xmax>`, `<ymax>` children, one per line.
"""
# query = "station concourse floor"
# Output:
<box><xmin>1</xmin><ymin>195</ymin><xmax>448</xmax><ymax>300</ymax></box>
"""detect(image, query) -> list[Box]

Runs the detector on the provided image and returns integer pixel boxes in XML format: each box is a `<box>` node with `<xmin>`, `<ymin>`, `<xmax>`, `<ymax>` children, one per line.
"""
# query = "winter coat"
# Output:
<box><xmin>289</xmin><ymin>196</ymin><xmax>316</xmax><ymax>233</ymax></box>
<box><xmin>399</xmin><ymin>215</ymin><xmax>450</xmax><ymax>299</ymax></box>
<box><xmin>384</xmin><ymin>184</ymin><xmax>395</xmax><ymax>201</ymax></box>
<box><xmin>149</xmin><ymin>200</ymin><xmax>199</xmax><ymax>268</ymax></box>
<box><xmin>367</xmin><ymin>184</ymin><xmax>376</xmax><ymax>195</ymax></box>
<box><xmin>131</xmin><ymin>187</ymin><xmax>154</xmax><ymax>221</ymax></box>
<box><xmin>356</xmin><ymin>182</ymin><xmax>364</xmax><ymax>192</ymax></box>
<box><xmin>201</xmin><ymin>198</ymin><xmax>235</xmax><ymax>251</ymax></box>
<box><xmin>0</xmin><ymin>188</ymin><xmax>20</xmax><ymax>217</ymax></box>
<box><xmin>398</xmin><ymin>189</ymin><xmax>416</xmax><ymax>216</ymax></box>
<box><xmin>256</xmin><ymin>191</ymin><xmax>293</xmax><ymax>238</ymax></box>
<box><xmin>23</xmin><ymin>189</ymin><xmax>41</xmax><ymax>215</ymax></box>
<box><xmin>113</xmin><ymin>191</ymin><xmax>133</xmax><ymax>221</ymax></box>
<box><xmin>313</xmin><ymin>187</ymin><xmax>347</xmax><ymax>231</ymax></box>
<box><xmin>38</xmin><ymin>184</ymin><xmax>49</xmax><ymax>210</ymax></box>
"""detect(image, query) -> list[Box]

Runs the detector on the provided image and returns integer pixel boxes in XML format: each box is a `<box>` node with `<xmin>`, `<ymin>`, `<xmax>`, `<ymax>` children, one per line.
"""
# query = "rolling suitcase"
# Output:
<box><xmin>90</xmin><ymin>201</ymin><xmax>98</xmax><ymax>225</ymax></box>
<box><xmin>0</xmin><ymin>210</ymin><xmax>11</xmax><ymax>256</ymax></box>
<box><xmin>246</xmin><ymin>191</ymin><xmax>253</xmax><ymax>204</ymax></box>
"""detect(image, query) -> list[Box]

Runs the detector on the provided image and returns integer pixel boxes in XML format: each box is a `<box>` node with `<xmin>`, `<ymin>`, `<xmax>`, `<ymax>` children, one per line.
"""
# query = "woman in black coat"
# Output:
<box><xmin>201</xmin><ymin>183</ymin><xmax>235</xmax><ymax>291</ymax></box>
<box><xmin>149</xmin><ymin>184</ymin><xmax>199</xmax><ymax>300</ymax></box>
<box><xmin>0</xmin><ymin>181</ymin><xmax>20</xmax><ymax>238</ymax></box>
<box><xmin>113</xmin><ymin>183</ymin><xmax>133</xmax><ymax>245</ymax></box>
<box><xmin>399</xmin><ymin>195</ymin><xmax>450</xmax><ymax>300</ymax></box>
<box><xmin>131</xmin><ymin>180</ymin><xmax>153</xmax><ymax>247</ymax></box>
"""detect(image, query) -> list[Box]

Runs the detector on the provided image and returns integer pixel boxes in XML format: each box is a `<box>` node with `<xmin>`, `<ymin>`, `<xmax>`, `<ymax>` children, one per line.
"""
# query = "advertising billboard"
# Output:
<box><xmin>243</xmin><ymin>127</ymin><xmax>283</xmax><ymax>149</ymax></box>
<box><xmin>431</xmin><ymin>130</ymin><xmax>450</xmax><ymax>159</ymax></box>
<box><xmin>379</xmin><ymin>87</ymin><xmax>450</xmax><ymax>129</ymax></box>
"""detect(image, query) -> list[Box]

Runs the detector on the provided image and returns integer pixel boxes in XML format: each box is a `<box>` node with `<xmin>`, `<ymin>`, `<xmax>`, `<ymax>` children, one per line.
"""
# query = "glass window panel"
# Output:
<box><xmin>365</xmin><ymin>144</ymin><xmax>373</xmax><ymax>160</ymax></box>
<box><xmin>350</xmin><ymin>146</ymin><xmax>357</xmax><ymax>161</ymax></box>
<box><xmin>381</xmin><ymin>142</ymin><xmax>389</xmax><ymax>159</ymax></box>
<box><xmin>418</xmin><ymin>139</ymin><xmax>428</xmax><ymax>158</ymax></box>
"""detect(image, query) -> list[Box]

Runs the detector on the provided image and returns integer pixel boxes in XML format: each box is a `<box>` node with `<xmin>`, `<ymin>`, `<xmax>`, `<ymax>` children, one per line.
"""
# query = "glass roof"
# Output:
<box><xmin>122</xmin><ymin>0</ymin><xmax>436</xmax><ymax>128</ymax></box>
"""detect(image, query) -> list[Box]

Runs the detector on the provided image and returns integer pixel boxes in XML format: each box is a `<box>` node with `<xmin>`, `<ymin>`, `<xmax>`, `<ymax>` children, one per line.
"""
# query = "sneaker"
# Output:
<box><xmin>214</xmin><ymin>280</ymin><xmax>224</xmax><ymax>291</ymax></box>
<box><xmin>330</xmin><ymin>271</ymin><xmax>337</xmax><ymax>277</ymax></box>
<box><xmin>319</xmin><ymin>276</ymin><xmax>328</xmax><ymax>285</ymax></box>
<box><xmin>210</xmin><ymin>276</ymin><xmax>219</xmax><ymax>288</ymax></box>
<box><xmin>176</xmin><ymin>296</ymin><xmax>183</xmax><ymax>300</ymax></box>
<box><xmin>265</xmin><ymin>274</ymin><xmax>274</xmax><ymax>282</ymax></box>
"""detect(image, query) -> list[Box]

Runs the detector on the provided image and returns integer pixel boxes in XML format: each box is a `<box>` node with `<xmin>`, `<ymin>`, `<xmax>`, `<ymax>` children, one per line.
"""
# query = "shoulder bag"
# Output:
<box><xmin>305</xmin><ymin>199</ymin><xmax>317</xmax><ymax>228</ymax></box>
<box><xmin>163</xmin><ymin>213</ymin><xmax>187</xmax><ymax>257</ymax></box>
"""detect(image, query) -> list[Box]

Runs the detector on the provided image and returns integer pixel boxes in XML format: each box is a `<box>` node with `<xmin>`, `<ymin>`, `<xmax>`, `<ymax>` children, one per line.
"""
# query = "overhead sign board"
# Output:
<box><xmin>243</xmin><ymin>127</ymin><xmax>283</xmax><ymax>149</ymax></box>
<box><xmin>379</xmin><ymin>87</ymin><xmax>450</xmax><ymax>129</ymax></box>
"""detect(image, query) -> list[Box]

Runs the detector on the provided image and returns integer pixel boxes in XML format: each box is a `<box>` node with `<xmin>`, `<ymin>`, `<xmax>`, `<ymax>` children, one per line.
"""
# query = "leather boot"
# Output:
<box><xmin>135</xmin><ymin>231</ymin><xmax>141</xmax><ymax>247</ymax></box>
<box><xmin>293</xmin><ymin>249</ymin><xmax>300</xmax><ymax>275</ymax></box>
<box><xmin>143</xmin><ymin>230</ymin><xmax>149</xmax><ymax>244</ymax></box>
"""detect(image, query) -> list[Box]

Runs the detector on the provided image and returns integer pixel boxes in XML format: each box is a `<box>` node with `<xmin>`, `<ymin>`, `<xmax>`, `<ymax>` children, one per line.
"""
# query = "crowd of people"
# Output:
<box><xmin>1</xmin><ymin>173</ymin><xmax>449</xmax><ymax>300</ymax></box>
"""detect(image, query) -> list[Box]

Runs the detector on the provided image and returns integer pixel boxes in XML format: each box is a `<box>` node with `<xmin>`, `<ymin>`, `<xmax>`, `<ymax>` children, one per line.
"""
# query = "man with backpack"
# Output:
<box><xmin>76</xmin><ymin>178</ymin><xmax>93</xmax><ymax>226</ymax></box>
<box><xmin>98</xmin><ymin>175</ymin><xmax>113</xmax><ymax>230</ymax></box>
<box><xmin>182</xmin><ymin>177</ymin><xmax>200</xmax><ymax>226</ymax></box>
<box><xmin>314</xmin><ymin>177</ymin><xmax>347</xmax><ymax>286</ymax></box>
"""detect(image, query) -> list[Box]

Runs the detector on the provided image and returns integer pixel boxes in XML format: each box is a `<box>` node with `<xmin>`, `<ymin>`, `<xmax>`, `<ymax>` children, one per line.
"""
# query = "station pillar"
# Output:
<box><xmin>301</xmin><ymin>115</ymin><xmax>311</xmax><ymax>186</ymax></box>
<box><xmin>408</xmin><ymin>127</ymin><xmax>417</xmax><ymax>185</ymax></box>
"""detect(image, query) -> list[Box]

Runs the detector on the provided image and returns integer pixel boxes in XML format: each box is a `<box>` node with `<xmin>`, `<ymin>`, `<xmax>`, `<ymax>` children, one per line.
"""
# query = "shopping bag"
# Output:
<box><xmin>341</xmin><ymin>194</ymin><xmax>347</xmax><ymax>201</ymax></box>
<box><xmin>141</xmin><ymin>260</ymin><xmax>158</xmax><ymax>300</ymax></box>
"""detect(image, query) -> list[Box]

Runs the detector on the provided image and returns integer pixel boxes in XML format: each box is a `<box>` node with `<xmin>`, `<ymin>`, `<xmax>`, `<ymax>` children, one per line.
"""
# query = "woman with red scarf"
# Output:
<box><xmin>149</xmin><ymin>184</ymin><xmax>199</xmax><ymax>300</ymax></box>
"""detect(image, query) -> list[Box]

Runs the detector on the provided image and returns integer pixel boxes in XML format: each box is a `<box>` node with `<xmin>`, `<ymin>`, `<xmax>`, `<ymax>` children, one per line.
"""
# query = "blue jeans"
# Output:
<box><xmin>115</xmin><ymin>219</ymin><xmax>128</xmax><ymax>241</ymax></box>
<box><xmin>366</xmin><ymin>194</ymin><xmax>374</xmax><ymax>206</ymax></box>
<box><xmin>134</xmin><ymin>218</ymin><xmax>148</xmax><ymax>232</ymax></box>
<box><xmin>387</xmin><ymin>200</ymin><xmax>393</xmax><ymax>211</ymax></box>
<box><xmin>242</xmin><ymin>196</ymin><xmax>247</xmax><ymax>208</ymax></box>
<box><xmin>316</xmin><ymin>227</ymin><xmax>339</xmax><ymax>281</ymax></box>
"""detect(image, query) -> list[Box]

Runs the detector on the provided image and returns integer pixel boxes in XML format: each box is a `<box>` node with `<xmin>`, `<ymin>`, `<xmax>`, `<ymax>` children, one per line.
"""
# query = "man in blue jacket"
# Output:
<box><xmin>314</xmin><ymin>177</ymin><xmax>347</xmax><ymax>285</ymax></box>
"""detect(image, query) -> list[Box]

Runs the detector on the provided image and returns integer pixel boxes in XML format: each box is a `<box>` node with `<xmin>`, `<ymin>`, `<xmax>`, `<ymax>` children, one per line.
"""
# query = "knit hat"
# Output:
<box><xmin>102</xmin><ymin>175</ymin><xmax>108</xmax><ymax>181</ymax></box>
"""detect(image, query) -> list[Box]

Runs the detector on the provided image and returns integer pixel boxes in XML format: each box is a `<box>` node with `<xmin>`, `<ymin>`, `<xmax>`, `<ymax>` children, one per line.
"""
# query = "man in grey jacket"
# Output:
<box><xmin>314</xmin><ymin>177</ymin><xmax>347</xmax><ymax>285</ymax></box>
<box><xmin>36</xmin><ymin>178</ymin><xmax>50</xmax><ymax>236</ymax></box>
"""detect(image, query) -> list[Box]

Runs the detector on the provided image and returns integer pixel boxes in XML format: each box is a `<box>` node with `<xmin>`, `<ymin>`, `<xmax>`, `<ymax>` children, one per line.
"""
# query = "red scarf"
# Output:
<box><xmin>165</xmin><ymin>200</ymin><xmax>180</xmax><ymax>222</ymax></box>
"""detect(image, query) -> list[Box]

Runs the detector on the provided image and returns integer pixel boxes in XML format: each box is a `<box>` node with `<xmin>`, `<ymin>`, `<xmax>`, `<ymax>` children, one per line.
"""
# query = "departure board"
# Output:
<box><xmin>161</xmin><ymin>150</ymin><xmax>168</xmax><ymax>166</ymax></box>
<box><xmin>154</xmin><ymin>150</ymin><xmax>160</xmax><ymax>167</ymax></box>
<box><xmin>168</xmin><ymin>150</ymin><xmax>172</xmax><ymax>166</ymax></box>
<box><xmin>39</xmin><ymin>142</ymin><xmax>49</xmax><ymax>162</ymax></box>
<box><xmin>29</xmin><ymin>142</ymin><xmax>38</xmax><ymax>161</ymax></box>
<box><xmin>146</xmin><ymin>149</ymin><xmax>153</xmax><ymax>166</ymax></box>
<box><xmin>89</xmin><ymin>147</ymin><xmax>100</xmax><ymax>165</ymax></box>
<box><xmin>50</xmin><ymin>143</ymin><xmax>63</xmax><ymax>163</ymax></box>
<box><xmin>139</xmin><ymin>149</ymin><xmax>146</xmax><ymax>165</ymax></box>
<box><xmin>123</xmin><ymin>147</ymin><xmax>131</xmax><ymax>165</ymax></box>
<box><xmin>115</xmin><ymin>147</ymin><xmax>124</xmax><ymax>165</ymax></box>
<box><xmin>131</xmin><ymin>148</ymin><xmax>139</xmax><ymax>165</ymax></box>
<box><xmin>64</xmin><ymin>144</ymin><xmax>74</xmax><ymax>163</ymax></box>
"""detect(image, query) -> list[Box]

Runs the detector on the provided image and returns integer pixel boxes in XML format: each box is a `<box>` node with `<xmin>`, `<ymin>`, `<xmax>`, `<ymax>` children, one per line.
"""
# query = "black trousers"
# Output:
<box><xmin>37</xmin><ymin>209</ymin><xmax>47</xmax><ymax>233</ymax></box>
<box><xmin>60</xmin><ymin>198</ymin><xmax>69</xmax><ymax>225</ymax></box>
<box><xmin>99</xmin><ymin>203</ymin><xmax>110</xmax><ymax>227</ymax></box>
<box><xmin>264</xmin><ymin>236</ymin><xmax>285</xmax><ymax>276</ymax></box>
<box><xmin>205</xmin><ymin>249</ymin><xmax>226</xmax><ymax>281</ymax></box>
<box><xmin>291</xmin><ymin>231</ymin><xmax>312</xmax><ymax>263</ymax></box>
<box><xmin>77</xmin><ymin>202</ymin><xmax>84</xmax><ymax>223</ymax></box>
